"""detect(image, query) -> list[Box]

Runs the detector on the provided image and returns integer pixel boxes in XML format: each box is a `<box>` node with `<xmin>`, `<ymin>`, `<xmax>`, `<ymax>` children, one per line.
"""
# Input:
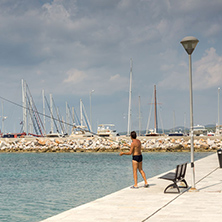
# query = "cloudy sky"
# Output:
<box><xmin>1</xmin><ymin>0</ymin><xmax>222</xmax><ymax>134</ymax></box>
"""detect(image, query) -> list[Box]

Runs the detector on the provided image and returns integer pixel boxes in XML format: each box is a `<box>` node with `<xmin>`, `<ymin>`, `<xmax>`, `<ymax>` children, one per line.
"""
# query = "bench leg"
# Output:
<box><xmin>164</xmin><ymin>182</ymin><xmax>180</xmax><ymax>193</ymax></box>
<box><xmin>179</xmin><ymin>179</ymin><xmax>188</xmax><ymax>188</ymax></box>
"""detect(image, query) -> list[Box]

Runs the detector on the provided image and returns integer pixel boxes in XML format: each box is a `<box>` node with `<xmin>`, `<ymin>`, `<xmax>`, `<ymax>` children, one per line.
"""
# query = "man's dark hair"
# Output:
<box><xmin>130</xmin><ymin>131</ymin><xmax>137</xmax><ymax>139</ymax></box>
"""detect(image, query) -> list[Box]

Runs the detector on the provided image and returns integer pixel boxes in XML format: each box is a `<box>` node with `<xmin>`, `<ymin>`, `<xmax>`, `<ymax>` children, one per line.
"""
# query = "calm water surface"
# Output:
<box><xmin>0</xmin><ymin>152</ymin><xmax>213</xmax><ymax>221</ymax></box>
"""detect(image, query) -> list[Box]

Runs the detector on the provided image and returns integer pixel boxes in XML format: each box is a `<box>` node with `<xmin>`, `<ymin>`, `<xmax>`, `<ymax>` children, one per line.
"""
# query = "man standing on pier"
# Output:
<box><xmin>119</xmin><ymin>131</ymin><xmax>149</xmax><ymax>188</ymax></box>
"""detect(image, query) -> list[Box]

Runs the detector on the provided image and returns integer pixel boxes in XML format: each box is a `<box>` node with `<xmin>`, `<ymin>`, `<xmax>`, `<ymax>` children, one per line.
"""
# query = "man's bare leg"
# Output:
<box><xmin>138</xmin><ymin>162</ymin><xmax>148</xmax><ymax>185</ymax></box>
<box><xmin>132</xmin><ymin>160</ymin><xmax>139</xmax><ymax>187</ymax></box>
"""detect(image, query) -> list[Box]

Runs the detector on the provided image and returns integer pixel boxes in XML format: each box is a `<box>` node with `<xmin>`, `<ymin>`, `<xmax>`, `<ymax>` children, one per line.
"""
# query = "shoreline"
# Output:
<box><xmin>0</xmin><ymin>135</ymin><xmax>221</xmax><ymax>153</ymax></box>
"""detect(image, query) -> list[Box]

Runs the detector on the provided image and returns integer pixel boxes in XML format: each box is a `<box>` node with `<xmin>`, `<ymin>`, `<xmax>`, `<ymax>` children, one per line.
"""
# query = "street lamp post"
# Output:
<box><xmin>218</xmin><ymin>87</ymin><xmax>220</xmax><ymax>131</ymax></box>
<box><xmin>89</xmin><ymin>90</ymin><xmax>95</xmax><ymax>132</ymax></box>
<box><xmin>180</xmin><ymin>36</ymin><xmax>199</xmax><ymax>191</ymax></box>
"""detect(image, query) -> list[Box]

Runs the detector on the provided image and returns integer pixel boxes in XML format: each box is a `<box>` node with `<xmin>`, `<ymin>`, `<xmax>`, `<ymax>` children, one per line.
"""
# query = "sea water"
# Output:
<box><xmin>0</xmin><ymin>152</ymin><xmax>213</xmax><ymax>222</ymax></box>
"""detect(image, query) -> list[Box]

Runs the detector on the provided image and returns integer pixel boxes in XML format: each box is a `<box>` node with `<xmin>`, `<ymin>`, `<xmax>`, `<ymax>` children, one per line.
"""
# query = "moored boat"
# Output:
<box><xmin>193</xmin><ymin>125</ymin><xmax>207</xmax><ymax>136</ymax></box>
<box><xmin>97</xmin><ymin>124</ymin><xmax>119</xmax><ymax>137</ymax></box>
<box><xmin>168</xmin><ymin>131</ymin><xmax>184</xmax><ymax>136</ymax></box>
<box><xmin>2</xmin><ymin>132</ymin><xmax>27</xmax><ymax>138</ymax></box>
<box><xmin>207</xmin><ymin>132</ymin><xmax>215</xmax><ymax>136</ymax></box>
<box><xmin>69</xmin><ymin>125</ymin><xmax>93</xmax><ymax>137</ymax></box>
<box><xmin>145</xmin><ymin>129</ymin><xmax>159</xmax><ymax>136</ymax></box>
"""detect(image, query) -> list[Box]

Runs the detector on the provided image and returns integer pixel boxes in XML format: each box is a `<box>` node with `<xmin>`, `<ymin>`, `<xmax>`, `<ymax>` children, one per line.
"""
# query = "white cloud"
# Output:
<box><xmin>205</xmin><ymin>24</ymin><xmax>221</xmax><ymax>37</ymax></box>
<box><xmin>42</xmin><ymin>2</ymin><xmax>70</xmax><ymax>21</ymax></box>
<box><xmin>158</xmin><ymin>47</ymin><xmax>222</xmax><ymax>91</ymax></box>
<box><xmin>160</xmin><ymin>64</ymin><xmax>175</xmax><ymax>72</ymax></box>
<box><xmin>62</xmin><ymin>69</ymin><xmax>129</xmax><ymax>95</ymax></box>
<box><xmin>109</xmin><ymin>74</ymin><xmax>120</xmax><ymax>81</ymax></box>
<box><xmin>117</xmin><ymin>0</ymin><xmax>133</xmax><ymax>9</ymax></box>
<box><xmin>63</xmin><ymin>69</ymin><xmax>87</xmax><ymax>84</ymax></box>
<box><xmin>193</xmin><ymin>47</ymin><xmax>222</xmax><ymax>89</ymax></box>
<box><xmin>158</xmin><ymin>68</ymin><xmax>188</xmax><ymax>90</ymax></box>
<box><xmin>108</xmin><ymin>74</ymin><xmax>128</xmax><ymax>91</ymax></box>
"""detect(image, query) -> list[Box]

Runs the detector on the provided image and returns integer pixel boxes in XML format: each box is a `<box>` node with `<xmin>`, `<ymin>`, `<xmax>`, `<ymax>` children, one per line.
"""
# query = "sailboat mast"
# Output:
<box><xmin>28</xmin><ymin>98</ymin><xmax>33</xmax><ymax>134</ymax></box>
<box><xmin>127</xmin><ymin>58</ymin><xmax>133</xmax><ymax>136</ymax></box>
<box><xmin>184</xmin><ymin>112</ymin><xmax>186</xmax><ymax>134</ymax></box>
<box><xmin>72</xmin><ymin>107</ymin><xmax>75</xmax><ymax>125</ymax></box>
<box><xmin>173</xmin><ymin>110</ymin><xmax>175</xmax><ymax>132</ymax></box>
<box><xmin>80</xmin><ymin>99</ymin><xmax>83</xmax><ymax>127</ymax></box>
<box><xmin>22</xmin><ymin>79</ymin><xmax>27</xmax><ymax>133</ymax></box>
<box><xmin>154</xmin><ymin>85</ymin><xmax>158</xmax><ymax>134</ymax></box>
<box><xmin>42</xmin><ymin>90</ymin><xmax>46</xmax><ymax>135</ymax></box>
<box><xmin>139</xmin><ymin>96</ymin><xmax>141</xmax><ymax>136</ymax></box>
<box><xmin>2</xmin><ymin>101</ymin><xmax>4</xmax><ymax>134</ymax></box>
<box><xmin>218</xmin><ymin>87</ymin><xmax>220</xmax><ymax>128</ymax></box>
<box><xmin>72</xmin><ymin>107</ymin><xmax>75</xmax><ymax>133</ymax></box>
<box><xmin>66</xmin><ymin>102</ymin><xmax>70</xmax><ymax>134</ymax></box>
<box><xmin>50</xmin><ymin>94</ymin><xmax>53</xmax><ymax>133</ymax></box>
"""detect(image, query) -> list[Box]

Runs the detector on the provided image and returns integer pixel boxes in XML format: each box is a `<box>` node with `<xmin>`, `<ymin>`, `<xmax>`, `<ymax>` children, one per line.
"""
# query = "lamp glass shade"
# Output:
<box><xmin>180</xmin><ymin>36</ymin><xmax>199</xmax><ymax>55</ymax></box>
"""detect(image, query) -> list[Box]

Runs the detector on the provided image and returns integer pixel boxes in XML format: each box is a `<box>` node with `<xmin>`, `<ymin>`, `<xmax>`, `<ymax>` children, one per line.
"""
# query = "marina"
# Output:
<box><xmin>0</xmin><ymin>79</ymin><xmax>221</xmax><ymax>139</ymax></box>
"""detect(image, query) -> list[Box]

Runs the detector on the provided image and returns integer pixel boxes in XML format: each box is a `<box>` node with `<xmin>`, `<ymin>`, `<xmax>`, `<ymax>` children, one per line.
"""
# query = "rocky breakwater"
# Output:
<box><xmin>0</xmin><ymin>137</ymin><xmax>120</xmax><ymax>153</ymax></box>
<box><xmin>139</xmin><ymin>137</ymin><xmax>220</xmax><ymax>152</ymax></box>
<box><xmin>0</xmin><ymin>136</ymin><xmax>221</xmax><ymax>153</ymax></box>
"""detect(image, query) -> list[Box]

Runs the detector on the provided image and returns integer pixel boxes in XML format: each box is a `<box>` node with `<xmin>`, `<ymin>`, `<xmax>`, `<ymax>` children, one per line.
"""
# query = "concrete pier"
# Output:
<box><xmin>42</xmin><ymin>153</ymin><xmax>222</xmax><ymax>221</ymax></box>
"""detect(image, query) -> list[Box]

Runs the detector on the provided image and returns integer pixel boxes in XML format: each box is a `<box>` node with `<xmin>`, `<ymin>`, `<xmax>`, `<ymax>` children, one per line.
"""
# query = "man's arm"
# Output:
<box><xmin>119</xmin><ymin>143</ymin><xmax>134</xmax><ymax>156</ymax></box>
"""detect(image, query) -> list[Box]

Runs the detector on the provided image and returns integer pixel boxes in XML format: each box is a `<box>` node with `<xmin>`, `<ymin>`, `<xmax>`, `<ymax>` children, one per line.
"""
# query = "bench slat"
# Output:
<box><xmin>159</xmin><ymin>172</ymin><xmax>176</xmax><ymax>180</ymax></box>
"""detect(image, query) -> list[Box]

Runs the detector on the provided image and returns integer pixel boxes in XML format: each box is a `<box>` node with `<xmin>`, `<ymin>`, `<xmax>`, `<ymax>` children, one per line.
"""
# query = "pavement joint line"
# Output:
<box><xmin>142</xmin><ymin>184</ymin><xmax>190</xmax><ymax>221</ymax></box>
<box><xmin>195</xmin><ymin>166</ymin><xmax>219</xmax><ymax>184</ymax></box>
<box><xmin>142</xmin><ymin>165</ymin><xmax>219</xmax><ymax>221</ymax></box>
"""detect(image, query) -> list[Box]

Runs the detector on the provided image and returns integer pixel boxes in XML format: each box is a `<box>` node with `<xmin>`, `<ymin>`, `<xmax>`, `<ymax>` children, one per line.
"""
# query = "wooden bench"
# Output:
<box><xmin>158</xmin><ymin>163</ymin><xmax>188</xmax><ymax>193</ymax></box>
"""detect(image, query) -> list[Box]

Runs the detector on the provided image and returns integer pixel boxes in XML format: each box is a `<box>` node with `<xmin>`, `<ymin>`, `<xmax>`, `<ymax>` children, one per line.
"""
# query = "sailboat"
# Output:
<box><xmin>145</xmin><ymin>85</ymin><xmax>160</xmax><ymax>136</ymax></box>
<box><xmin>70</xmin><ymin>99</ymin><xmax>93</xmax><ymax>137</ymax></box>
<box><xmin>168</xmin><ymin>111</ymin><xmax>184</xmax><ymax>136</ymax></box>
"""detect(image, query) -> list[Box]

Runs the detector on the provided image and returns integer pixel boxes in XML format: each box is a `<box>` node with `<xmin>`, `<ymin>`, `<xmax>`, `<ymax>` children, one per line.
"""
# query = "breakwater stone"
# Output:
<box><xmin>0</xmin><ymin>136</ymin><xmax>220</xmax><ymax>153</ymax></box>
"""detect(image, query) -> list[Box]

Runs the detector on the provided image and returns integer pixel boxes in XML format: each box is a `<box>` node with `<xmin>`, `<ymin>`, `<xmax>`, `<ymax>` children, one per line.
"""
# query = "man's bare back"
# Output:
<box><xmin>131</xmin><ymin>139</ymin><xmax>142</xmax><ymax>156</ymax></box>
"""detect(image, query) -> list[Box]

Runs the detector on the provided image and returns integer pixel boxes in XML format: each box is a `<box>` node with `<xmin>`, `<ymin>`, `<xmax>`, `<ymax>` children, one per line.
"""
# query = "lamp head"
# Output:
<box><xmin>180</xmin><ymin>36</ymin><xmax>199</xmax><ymax>55</ymax></box>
